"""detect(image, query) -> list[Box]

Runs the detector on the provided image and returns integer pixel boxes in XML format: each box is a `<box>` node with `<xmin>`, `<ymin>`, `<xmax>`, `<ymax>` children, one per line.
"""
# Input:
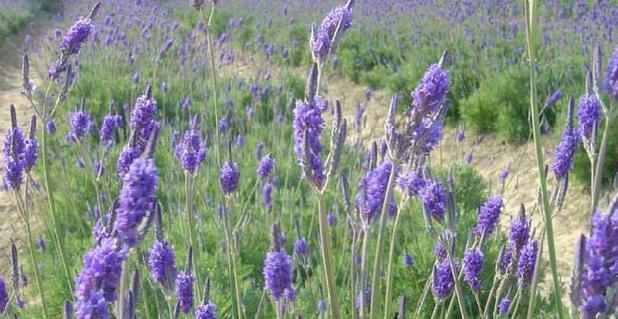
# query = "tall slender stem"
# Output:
<box><xmin>591</xmin><ymin>116</ymin><xmax>612</xmax><ymax>210</ymax></box>
<box><xmin>369</xmin><ymin>160</ymin><xmax>399</xmax><ymax>318</ymax></box>
<box><xmin>383</xmin><ymin>204</ymin><xmax>404</xmax><ymax>319</ymax></box>
<box><xmin>40</xmin><ymin>107</ymin><xmax>74</xmax><ymax>296</ymax></box>
<box><xmin>185</xmin><ymin>174</ymin><xmax>201</xmax><ymax>300</ymax></box>
<box><xmin>15</xmin><ymin>191</ymin><xmax>49</xmax><ymax>319</ymax></box>
<box><xmin>524</xmin><ymin>1</ymin><xmax>564</xmax><ymax>318</ymax></box>
<box><xmin>317</xmin><ymin>195</ymin><xmax>340</xmax><ymax>319</ymax></box>
<box><xmin>359</xmin><ymin>225</ymin><xmax>371</xmax><ymax>318</ymax></box>
<box><xmin>202</xmin><ymin>5</ymin><xmax>221</xmax><ymax>167</ymax></box>
<box><xmin>223</xmin><ymin>197</ymin><xmax>243</xmax><ymax>319</ymax></box>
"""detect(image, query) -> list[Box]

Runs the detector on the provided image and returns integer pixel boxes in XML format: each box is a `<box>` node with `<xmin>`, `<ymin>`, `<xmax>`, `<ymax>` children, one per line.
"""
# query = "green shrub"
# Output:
<box><xmin>461</xmin><ymin>66</ymin><xmax>530</xmax><ymax>142</ymax></box>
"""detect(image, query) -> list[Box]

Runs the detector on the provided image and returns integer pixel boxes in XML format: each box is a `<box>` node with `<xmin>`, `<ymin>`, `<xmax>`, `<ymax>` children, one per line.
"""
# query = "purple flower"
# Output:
<box><xmin>130</xmin><ymin>93</ymin><xmax>159</xmax><ymax>150</ymax></box>
<box><xmin>310</xmin><ymin>27</ymin><xmax>330</xmax><ymax>61</ymax></box>
<box><xmin>473</xmin><ymin>196</ymin><xmax>504</xmax><ymax>236</ymax></box>
<box><xmin>220</xmin><ymin>161</ymin><xmax>240</xmax><ymax>194</ymax></box>
<box><xmin>195</xmin><ymin>302</ymin><xmax>217</xmax><ymax>319</ymax></box>
<box><xmin>355</xmin><ymin>161</ymin><xmax>397</xmax><ymax>222</ymax></box>
<box><xmin>577</xmin><ymin>95</ymin><xmax>601</xmax><ymax>140</ymax></box>
<box><xmin>257</xmin><ymin>154</ymin><xmax>275</xmax><ymax>178</ymax></box>
<box><xmin>255</xmin><ymin>140</ymin><xmax>265</xmax><ymax>159</ymax></box>
<box><xmin>68</xmin><ymin>110</ymin><xmax>93</xmax><ymax>141</ymax></box>
<box><xmin>464</xmin><ymin>150</ymin><xmax>473</xmax><ymax>163</ymax></box>
<box><xmin>116</xmin><ymin>145</ymin><xmax>139</xmax><ymax>177</ymax></box>
<box><xmin>147</xmin><ymin>238</ymin><xmax>177</xmax><ymax>291</ymax></box>
<box><xmin>516</xmin><ymin>240</ymin><xmax>538</xmax><ymax>288</ymax></box>
<box><xmin>176</xmin><ymin>272</ymin><xmax>195</xmax><ymax>314</ymax></box>
<box><xmin>545</xmin><ymin>89</ymin><xmax>563</xmax><ymax>108</ymax></box>
<box><xmin>23</xmin><ymin>137</ymin><xmax>38</xmax><ymax>172</ymax></box>
<box><xmin>355</xmin><ymin>287</ymin><xmax>371</xmax><ymax>310</ymax></box>
<box><xmin>403</xmin><ymin>251</ymin><xmax>414</xmax><ymax>267</ymax></box>
<box><xmin>114</xmin><ymin>158</ymin><xmax>158</xmax><ymax>247</ymax></box>
<box><xmin>320</xmin><ymin>5</ymin><xmax>353</xmax><ymax>39</ymax></box>
<box><xmin>294</xmin><ymin>237</ymin><xmax>309</xmax><ymax>256</ymax></box>
<box><xmin>327</xmin><ymin>213</ymin><xmax>336</xmax><ymax>226</ymax></box>
<box><xmin>497</xmin><ymin>245</ymin><xmax>513</xmax><ymax>276</ymax></box>
<box><xmin>62</xmin><ymin>18</ymin><xmax>93</xmax><ymax>55</ymax></box>
<box><xmin>551</xmin><ymin>125</ymin><xmax>579</xmax><ymax>179</ymax></box>
<box><xmin>99</xmin><ymin>114</ymin><xmax>123</xmax><ymax>141</ymax></box>
<box><xmin>218</xmin><ymin>117</ymin><xmax>229</xmax><ymax>134</ymax></box>
<box><xmin>262</xmin><ymin>182</ymin><xmax>273</xmax><ymax>211</ymax></box>
<box><xmin>463</xmin><ymin>248</ymin><xmax>484</xmax><ymax>292</ymax></box>
<box><xmin>509</xmin><ymin>210</ymin><xmax>531</xmax><ymax>251</ymax></box>
<box><xmin>75</xmin><ymin>238</ymin><xmax>125</xmax><ymax>318</ymax></box>
<box><xmin>498</xmin><ymin>298</ymin><xmax>512</xmax><ymax>315</ymax></box>
<box><xmin>46</xmin><ymin>120</ymin><xmax>56</xmax><ymax>134</ymax></box>
<box><xmin>432</xmin><ymin>259</ymin><xmax>456</xmax><ymax>300</ymax></box>
<box><xmin>434</xmin><ymin>242</ymin><xmax>448</xmax><ymax>261</ymax></box>
<box><xmin>48</xmin><ymin>60</ymin><xmax>62</xmax><ymax>79</ymax></box>
<box><xmin>293</xmin><ymin>97</ymin><xmax>327</xmax><ymax>186</ymax></box>
<box><xmin>175</xmin><ymin>130</ymin><xmax>207</xmax><ymax>174</ymax></box>
<box><xmin>3</xmin><ymin>125</ymin><xmax>25</xmax><ymax>190</ymax></box>
<box><xmin>498</xmin><ymin>168</ymin><xmax>509</xmax><ymax>183</ymax></box>
<box><xmin>0</xmin><ymin>277</ymin><xmax>7</xmax><ymax>313</ymax></box>
<box><xmin>420</xmin><ymin>179</ymin><xmax>448</xmax><ymax>221</ymax></box>
<box><xmin>605</xmin><ymin>47</ymin><xmax>618</xmax><ymax>100</ymax></box>
<box><xmin>263</xmin><ymin>248</ymin><xmax>293</xmax><ymax>300</ymax></box>
<box><xmin>396</xmin><ymin>171</ymin><xmax>425</xmax><ymax>196</ymax></box>
<box><xmin>411</xmin><ymin>64</ymin><xmax>450</xmax><ymax>113</ymax></box>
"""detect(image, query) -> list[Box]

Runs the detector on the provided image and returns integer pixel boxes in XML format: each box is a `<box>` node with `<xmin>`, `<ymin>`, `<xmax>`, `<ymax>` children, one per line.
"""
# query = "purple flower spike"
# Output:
<box><xmin>577</xmin><ymin>95</ymin><xmax>601</xmax><ymax>140</ymax></box>
<box><xmin>498</xmin><ymin>298</ymin><xmax>512</xmax><ymax>315</ymax></box>
<box><xmin>293</xmin><ymin>97</ymin><xmax>327</xmax><ymax>186</ymax></box>
<box><xmin>264</xmin><ymin>225</ymin><xmax>293</xmax><ymax>300</ymax></box>
<box><xmin>148</xmin><ymin>238</ymin><xmax>177</xmax><ymax>291</ymax></box>
<box><xmin>605</xmin><ymin>48</ymin><xmax>618</xmax><ymax>100</ymax></box>
<box><xmin>320</xmin><ymin>5</ymin><xmax>353</xmax><ymax>39</ymax></box>
<box><xmin>176</xmin><ymin>272</ymin><xmax>195</xmax><ymax>314</ymax></box>
<box><xmin>62</xmin><ymin>18</ymin><xmax>93</xmax><ymax>55</ymax></box>
<box><xmin>68</xmin><ymin>110</ymin><xmax>93</xmax><ymax>141</ymax></box>
<box><xmin>0</xmin><ymin>277</ymin><xmax>8</xmax><ymax>313</ymax></box>
<box><xmin>473</xmin><ymin>196</ymin><xmax>504</xmax><ymax>237</ymax></box>
<box><xmin>262</xmin><ymin>182</ymin><xmax>273</xmax><ymax>211</ymax></box>
<box><xmin>463</xmin><ymin>248</ymin><xmax>484</xmax><ymax>292</ymax></box>
<box><xmin>99</xmin><ymin>114</ymin><xmax>123</xmax><ymax>142</ymax></box>
<box><xmin>551</xmin><ymin>126</ymin><xmax>579</xmax><ymax>179</ymax></box>
<box><xmin>114</xmin><ymin>158</ymin><xmax>158</xmax><ymax>247</ymax></box>
<box><xmin>516</xmin><ymin>240</ymin><xmax>538</xmax><ymax>288</ymax></box>
<box><xmin>46</xmin><ymin>120</ymin><xmax>56</xmax><ymax>134</ymax></box>
<box><xmin>3</xmin><ymin>122</ymin><xmax>25</xmax><ymax>190</ymax></box>
<box><xmin>403</xmin><ymin>252</ymin><xmax>414</xmax><ymax>267</ymax></box>
<box><xmin>75</xmin><ymin>238</ymin><xmax>125</xmax><ymax>319</ymax></box>
<box><xmin>355</xmin><ymin>161</ymin><xmax>397</xmax><ymax>222</ymax></box>
<box><xmin>432</xmin><ymin>259</ymin><xmax>456</xmax><ymax>300</ymax></box>
<box><xmin>294</xmin><ymin>236</ymin><xmax>309</xmax><ymax>256</ymax></box>
<box><xmin>220</xmin><ymin>161</ymin><xmax>240</xmax><ymax>194</ymax></box>
<box><xmin>396</xmin><ymin>171</ymin><xmax>425</xmax><ymax>197</ymax></box>
<box><xmin>420</xmin><ymin>179</ymin><xmax>448</xmax><ymax>221</ymax></box>
<box><xmin>195</xmin><ymin>302</ymin><xmax>217</xmax><ymax>319</ymax></box>
<box><xmin>411</xmin><ymin>64</ymin><xmax>450</xmax><ymax>112</ymax></box>
<box><xmin>130</xmin><ymin>92</ymin><xmax>159</xmax><ymax>150</ymax></box>
<box><xmin>257</xmin><ymin>153</ymin><xmax>275</xmax><ymax>179</ymax></box>
<box><xmin>310</xmin><ymin>26</ymin><xmax>331</xmax><ymax>61</ymax></box>
<box><xmin>175</xmin><ymin>129</ymin><xmax>207</xmax><ymax>174</ymax></box>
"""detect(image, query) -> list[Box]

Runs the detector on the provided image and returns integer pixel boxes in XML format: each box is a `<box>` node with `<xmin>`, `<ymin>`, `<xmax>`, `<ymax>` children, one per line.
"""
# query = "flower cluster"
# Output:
<box><xmin>99</xmin><ymin>114</ymin><xmax>123</xmax><ymax>141</ymax></box>
<box><xmin>148</xmin><ymin>238</ymin><xmax>177</xmax><ymax>291</ymax></box>
<box><xmin>292</xmin><ymin>97</ymin><xmax>327</xmax><ymax>186</ymax></box>
<box><xmin>419</xmin><ymin>179</ymin><xmax>448</xmax><ymax>221</ymax></box>
<box><xmin>577</xmin><ymin>94</ymin><xmax>601</xmax><ymax>140</ymax></box>
<box><xmin>355</xmin><ymin>161</ymin><xmax>397</xmax><ymax>222</ymax></box>
<box><xmin>220</xmin><ymin>161</ymin><xmax>240</xmax><ymax>194</ymax></box>
<box><xmin>2</xmin><ymin>122</ymin><xmax>25</xmax><ymax>190</ymax></box>
<box><xmin>472</xmin><ymin>196</ymin><xmax>504</xmax><ymax>236</ymax></box>
<box><xmin>175</xmin><ymin>129</ymin><xmax>207</xmax><ymax>174</ymax></box>
<box><xmin>606</xmin><ymin>47</ymin><xmax>618</xmax><ymax>100</ymax></box>
<box><xmin>176</xmin><ymin>272</ymin><xmax>195</xmax><ymax>314</ymax></box>
<box><xmin>62</xmin><ymin>18</ymin><xmax>94</xmax><ymax>55</ymax></box>
<box><xmin>463</xmin><ymin>248</ymin><xmax>484</xmax><ymax>292</ymax></box>
<box><xmin>68</xmin><ymin>110</ymin><xmax>93</xmax><ymax>142</ymax></box>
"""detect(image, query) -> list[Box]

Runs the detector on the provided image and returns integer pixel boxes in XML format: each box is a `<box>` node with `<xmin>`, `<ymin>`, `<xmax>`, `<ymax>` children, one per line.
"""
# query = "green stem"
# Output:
<box><xmin>369</xmin><ymin>160</ymin><xmax>399</xmax><ymax>318</ymax></box>
<box><xmin>526</xmin><ymin>227</ymin><xmax>545</xmax><ymax>319</ymax></box>
<box><xmin>591</xmin><ymin>116</ymin><xmax>612</xmax><ymax>210</ymax></box>
<box><xmin>413</xmin><ymin>275</ymin><xmax>431</xmax><ymax>318</ymax></box>
<box><xmin>317</xmin><ymin>195</ymin><xmax>340</xmax><ymax>319</ymax></box>
<box><xmin>40</xmin><ymin>109</ymin><xmax>74</xmax><ymax>297</ymax></box>
<box><xmin>224</xmin><ymin>197</ymin><xmax>243</xmax><ymax>319</ymax></box>
<box><xmin>185</xmin><ymin>174</ymin><xmax>202</xmax><ymax>301</ymax></box>
<box><xmin>15</xmin><ymin>192</ymin><xmax>49</xmax><ymax>319</ymax></box>
<box><xmin>383</xmin><ymin>204</ymin><xmax>404</xmax><ymax>319</ymax></box>
<box><xmin>524</xmin><ymin>1</ymin><xmax>564</xmax><ymax>318</ymax></box>
<box><xmin>359</xmin><ymin>225</ymin><xmax>371</xmax><ymax>318</ymax></box>
<box><xmin>202</xmin><ymin>5</ymin><xmax>221</xmax><ymax>168</ymax></box>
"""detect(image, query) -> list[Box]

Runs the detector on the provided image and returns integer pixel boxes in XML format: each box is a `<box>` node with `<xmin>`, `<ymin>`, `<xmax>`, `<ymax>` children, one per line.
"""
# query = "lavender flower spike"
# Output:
<box><xmin>220</xmin><ymin>161</ymin><xmax>240</xmax><ymax>194</ymax></box>
<box><xmin>292</xmin><ymin>97</ymin><xmax>327</xmax><ymax>187</ymax></box>
<box><xmin>419</xmin><ymin>179</ymin><xmax>448</xmax><ymax>221</ymax></box>
<box><xmin>114</xmin><ymin>157</ymin><xmax>158</xmax><ymax>247</ymax></box>
<box><xmin>577</xmin><ymin>94</ymin><xmax>601</xmax><ymax>141</ymax></box>
<box><xmin>263</xmin><ymin>224</ymin><xmax>293</xmax><ymax>300</ymax></box>
<box><xmin>516</xmin><ymin>240</ymin><xmax>539</xmax><ymax>288</ymax></box>
<box><xmin>62</xmin><ymin>17</ymin><xmax>93</xmax><ymax>55</ymax></box>
<box><xmin>3</xmin><ymin>105</ymin><xmax>25</xmax><ymax>190</ymax></box>
<box><xmin>463</xmin><ymin>248</ymin><xmax>484</xmax><ymax>292</ymax></box>
<box><xmin>0</xmin><ymin>277</ymin><xmax>7</xmax><ymax>313</ymax></box>
<box><xmin>148</xmin><ymin>238</ymin><xmax>177</xmax><ymax>292</ymax></box>
<box><xmin>605</xmin><ymin>47</ymin><xmax>618</xmax><ymax>100</ymax></box>
<box><xmin>175</xmin><ymin>129</ymin><xmax>207</xmax><ymax>174</ymax></box>
<box><xmin>551</xmin><ymin>97</ymin><xmax>579</xmax><ymax>179</ymax></box>
<box><xmin>432</xmin><ymin>259</ymin><xmax>456</xmax><ymax>300</ymax></box>
<box><xmin>176</xmin><ymin>272</ymin><xmax>195</xmax><ymax>314</ymax></box>
<box><xmin>257</xmin><ymin>153</ymin><xmax>275</xmax><ymax>179</ymax></box>
<box><xmin>472</xmin><ymin>196</ymin><xmax>504</xmax><ymax>237</ymax></box>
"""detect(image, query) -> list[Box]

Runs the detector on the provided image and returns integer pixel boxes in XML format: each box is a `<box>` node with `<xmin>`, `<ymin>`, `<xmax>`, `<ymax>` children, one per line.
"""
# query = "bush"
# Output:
<box><xmin>461</xmin><ymin>66</ymin><xmax>530</xmax><ymax>142</ymax></box>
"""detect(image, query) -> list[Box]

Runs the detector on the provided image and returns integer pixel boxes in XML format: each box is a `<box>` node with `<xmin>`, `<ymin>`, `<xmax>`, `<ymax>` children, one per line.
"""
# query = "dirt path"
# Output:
<box><xmin>0</xmin><ymin>20</ymin><xmax>44</xmax><ymax>277</ymax></box>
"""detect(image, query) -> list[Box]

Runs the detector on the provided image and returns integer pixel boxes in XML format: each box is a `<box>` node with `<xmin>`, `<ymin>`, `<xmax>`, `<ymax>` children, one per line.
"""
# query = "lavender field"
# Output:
<box><xmin>0</xmin><ymin>0</ymin><xmax>616</xmax><ymax>318</ymax></box>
